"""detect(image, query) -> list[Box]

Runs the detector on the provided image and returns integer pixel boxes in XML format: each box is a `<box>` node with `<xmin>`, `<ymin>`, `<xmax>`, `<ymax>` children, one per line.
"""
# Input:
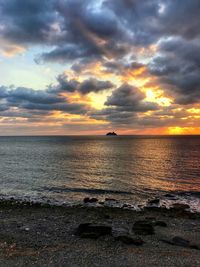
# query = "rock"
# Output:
<box><xmin>103</xmin><ymin>214</ymin><xmax>110</xmax><ymax>219</ymax></box>
<box><xmin>112</xmin><ymin>227</ymin><xmax>129</xmax><ymax>238</ymax></box>
<box><xmin>164</xmin><ymin>194</ymin><xmax>178</xmax><ymax>200</ymax></box>
<box><xmin>133</xmin><ymin>221</ymin><xmax>155</xmax><ymax>235</ymax></box>
<box><xmin>161</xmin><ymin>237</ymin><xmax>200</xmax><ymax>250</ymax></box>
<box><xmin>20</xmin><ymin>226</ymin><xmax>30</xmax><ymax>231</ymax></box>
<box><xmin>75</xmin><ymin>223</ymin><xmax>112</xmax><ymax>239</ymax></box>
<box><xmin>172</xmin><ymin>203</ymin><xmax>190</xmax><ymax>210</ymax></box>
<box><xmin>190</xmin><ymin>245</ymin><xmax>200</xmax><ymax>250</ymax></box>
<box><xmin>165</xmin><ymin>193</ymin><xmax>175</xmax><ymax>198</ymax></box>
<box><xmin>144</xmin><ymin>206</ymin><xmax>161</xmax><ymax>211</ymax></box>
<box><xmin>105</xmin><ymin>198</ymin><xmax>116</xmax><ymax>202</ymax></box>
<box><xmin>172</xmin><ymin>236</ymin><xmax>190</xmax><ymax>247</ymax></box>
<box><xmin>148</xmin><ymin>198</ymin><xmax>160</xmax><ymax>205</ymax></box>
<box><xmin>78</xmin><ymin>232</ymin><xmax>100</xmax><ymax>239</ymax></box>
<box><xmin>116</xmin><ymin>235</ymin><xmax>144</xmax><ymax>246</ymax></box>
<box><xmin>83</xmin><ymin>197</ymin><xmax>98</xmax><ymax>203</ymax></box>
<box><xmin>154</xmin><ymin>221</ymin><xmax>167</xmax><ymax>227</ymax></box>
<box><xmin>123</xmin><ymin>203</ymin><xmax>133</xmax><ymax>208</ymax></box>
<box><xmin>145</xmin><ymin>217</ymin><xmax>156</xmax><ymax>221</ymax></box>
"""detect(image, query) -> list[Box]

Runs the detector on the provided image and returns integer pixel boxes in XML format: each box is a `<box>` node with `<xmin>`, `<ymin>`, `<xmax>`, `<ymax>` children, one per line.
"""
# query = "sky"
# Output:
<box><xmin>0</xmin><ymin>0</ymin><xmax>200</xmax><ymax>135</ymax></box>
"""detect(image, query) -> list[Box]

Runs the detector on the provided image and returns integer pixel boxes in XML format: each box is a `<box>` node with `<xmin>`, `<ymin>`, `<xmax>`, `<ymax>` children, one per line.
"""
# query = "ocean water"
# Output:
<box><xmin>0</xmin><ymin>136</ymin><xmax>200</xmax><ymax>211</ymax></box>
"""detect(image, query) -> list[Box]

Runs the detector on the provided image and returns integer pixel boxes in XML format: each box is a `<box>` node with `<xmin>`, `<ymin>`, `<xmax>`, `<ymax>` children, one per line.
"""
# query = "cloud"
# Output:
<box><xmin>79</xmin><ymin>78</ymin><xmax>113</xmax><ymax>94</ymax></box>
<box><xmin>0</xmin><ymin>74</ymin><xmax>113</xmax><ymax>119</ymax></box>
<box><xmin>0</xmin><ymin>0</ymin><xmax>200</xmax><ymax>133</ymax></box>
<box><xmin>91</xmin><ymin>83</ymin><xmax>159</xmax><ymax>124</ymax></box>
<box><xmin>0</xmin><ymin>84</ymin><xmax>89</xmax><ymax>116</ymax></box>
<box><xmin>105</xmin><ymin>84</ymin><xmax>158</xmax><ymax>111</ymax></box>
<box><xmin>48</xmin><ymin>74</ymin><xmax>114</xmax><ymax>95</ymax></box>
<box><xmin>149</xmin><ymin>37</ymin><xmax>200</xmax><ymax>104</ymax></box>
<box><xmin>0</xmin><ymin>0</ymin><xmax>57</xmax><ymax>45</ymax></box>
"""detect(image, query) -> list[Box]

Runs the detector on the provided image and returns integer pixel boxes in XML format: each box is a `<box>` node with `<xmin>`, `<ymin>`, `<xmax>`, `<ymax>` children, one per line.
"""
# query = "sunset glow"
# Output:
<box><xmin>0</xmin><ymin>0</ymin><xmax>199</xmax><ymax>135</ymax></box>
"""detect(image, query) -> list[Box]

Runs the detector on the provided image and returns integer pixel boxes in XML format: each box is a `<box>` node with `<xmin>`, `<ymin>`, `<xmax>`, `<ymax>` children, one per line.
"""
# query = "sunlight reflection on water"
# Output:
<box><xmin>0</xmin><ymin>135</ymin><xmax>199</xmax><ymax>209</ymax></box>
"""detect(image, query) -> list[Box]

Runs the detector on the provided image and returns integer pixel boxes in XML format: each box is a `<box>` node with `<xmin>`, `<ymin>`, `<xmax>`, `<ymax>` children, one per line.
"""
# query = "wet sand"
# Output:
<box><xmin>0</xmin><ymin>201</ymin><xmax>199</xmax><ymax>267</ymax></box>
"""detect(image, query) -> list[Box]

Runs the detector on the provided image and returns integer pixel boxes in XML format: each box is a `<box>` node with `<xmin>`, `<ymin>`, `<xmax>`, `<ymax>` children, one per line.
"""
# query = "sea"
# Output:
<box><xmin>0</xmin><ymin>135</ymin><xmax>200</xmax><ymax>211</ymax></box>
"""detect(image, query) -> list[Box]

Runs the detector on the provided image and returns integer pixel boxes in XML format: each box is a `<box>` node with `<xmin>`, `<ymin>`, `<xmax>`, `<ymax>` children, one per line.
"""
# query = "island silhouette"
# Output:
<box><xmin>106</xmin><ymin>132</ymin><xmax>117</xmax><ymax>136</ymax></box>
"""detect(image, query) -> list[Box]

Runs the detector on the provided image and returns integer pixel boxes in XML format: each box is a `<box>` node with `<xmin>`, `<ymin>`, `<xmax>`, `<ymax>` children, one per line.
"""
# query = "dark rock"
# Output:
<box><xmin>165</xmin><ymin>193</ymin><xmax>175</xmax><ymax>198</ymax></box>
<box><xmin>105</xmin><ymin>198</ymin><xmax>116</xmax><ymax>201</ymax></box>
<box><xmin>172</xmin><ymin>203</ymin><xmax>190</xmax><ymax>210</ymax></box>
<box><xmin>144</xmin><ymin>206</ymin><xmax>161</xmax><ymax>211</ymax></box>
<box><xmin>75</xmin><ymin>223</ymin><xmax>112</xmax><ymax>239</ymax></box>
<box><xmin>78</xmin><ymin>232</ymin><xmax>100</xmax><ymax>239</ymax></box>
<box><xmin>161</xmin><ymin>237</ymin><xmax>200</xmax><ymax>250</ymax></box>
<box><xmin>112</xmin><ymin>227</ymin><xmax>129</xmax><ymax>238</ymax></box>
<box><xmin>83</xmin><ymin>197</ymin><xmax>98</xmax><ymax>203</ymax></box>
<box><xmin>154</xmin><ymin>221</ymin><xmax>167</xmax><ymax>227</ymax></box>
<box><xmin>164</xmin><ymin>194</ymin><xmax>178</xmax><ymax>200</ymax></box>
<box><xmin>190</xmin><ymin>245</ymin><xmax>200</xmax><ymax>250</ymax></box>
<box><xmin>145</xmin><ymin>217</ymin><xmax>156</xmax><ymax>221</ymax></box>
<box><xmin>133</xmin><ymin>221</ymin><xmax>155</xmax><ymax>235</ymax></box>
<box><xmin>116</xmin><ymin>235</ymin><xmax>144</xmax><ymax>246</ymax></box>
<box><xmin>148</xmin><ymin>198</ymin><xmax>160</xmax><ymax>205</ymax></box>
<box><xmin>172</xmin><ymin>236</ymin><xmax>190</xmax><ymax>247</ymax></box>
<box><xmin>160</xmin><ymin>239</ymin><xmax>174</xmax><ymax>245</ymax></box>
<box><xmin>123</xmin><ymin>203</ymin><xmax>132</xmax><ymax>208</ymax></box>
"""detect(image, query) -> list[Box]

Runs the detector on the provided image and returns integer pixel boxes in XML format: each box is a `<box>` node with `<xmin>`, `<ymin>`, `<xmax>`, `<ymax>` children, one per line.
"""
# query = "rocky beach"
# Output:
<box><xmin>0</xmin><ymin>199</ymin><xmax>199</xmax><ymax>267</ymax></box>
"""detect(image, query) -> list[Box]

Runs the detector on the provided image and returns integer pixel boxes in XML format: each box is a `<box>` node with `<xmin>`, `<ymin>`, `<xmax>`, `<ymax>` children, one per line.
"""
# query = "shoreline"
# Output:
<box><xmin>0</xmin><ymin>199</ymin><xmax>199</xmax><ymax>266</ymax></box>
<box><xmin>0</xmin><ymin>193</ymin><xmax>199</xmax><ymax>213</ymax></box>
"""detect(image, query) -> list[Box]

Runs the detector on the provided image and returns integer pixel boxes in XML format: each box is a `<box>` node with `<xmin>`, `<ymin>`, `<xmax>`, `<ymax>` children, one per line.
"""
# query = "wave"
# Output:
<box><xmin>41</xmin><ymin>186</ymin><xmax>133</xmax><ymax>195</ymax></box>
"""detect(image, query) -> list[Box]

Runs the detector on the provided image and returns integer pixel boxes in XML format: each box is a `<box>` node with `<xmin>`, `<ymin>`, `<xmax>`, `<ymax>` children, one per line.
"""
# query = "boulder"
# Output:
<box><xmin>165</xmin><ymin>193</ymin><xmax>174</xmax><ymax>198</ymax></box>
<box><xmin>75</xmin><ymin>223</ymin><xmax>112</xmax><ymax>239</ymax></box>
<box><xmin>154</xmin><ymin>221</ymin><xmax>167</xmax><ymax>227</ymax></box>
<box><xmin>172</xmin><ymin>203</ymin><xmax>190</xmax><ymax>210</ymax></box>
<box><xmin>83</xmin><ymin>197</ymin><xmax>98</xmax><ymax>203</ymax></box>
<box><xmin>161</xmin><ymin>237</ymin><xmax>200</xmax><ymax>250</ymax></box>
<box><xmin>133</xmin><ymin>221</ymin><xmax>155</xmax><ymax>235</ymax></box>
<box><xmin>105</xmin><ymin>198</ymin><xmax>116</xmax><ymax>202</ymax></box>
<box><xmin>148</xmin><ymin>198</ymin><xmax>160</xmax><ymax>205</ymax></box>
<box><xmin>112</xmin><ymin>227</ymin><xmax>129</xmax><ymax>238</ymax></box>
<box><xmin>172</xmin><ymin>236</ymin><xmax>190</xmax><ymax>247</ymax></box>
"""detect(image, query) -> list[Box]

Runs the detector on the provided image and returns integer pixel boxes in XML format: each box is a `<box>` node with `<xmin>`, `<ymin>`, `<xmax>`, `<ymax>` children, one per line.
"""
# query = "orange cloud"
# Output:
<box><xmin>0</xmin><ymin>40</ymin><xmax>25</xmax><ymax>57</ymax></box>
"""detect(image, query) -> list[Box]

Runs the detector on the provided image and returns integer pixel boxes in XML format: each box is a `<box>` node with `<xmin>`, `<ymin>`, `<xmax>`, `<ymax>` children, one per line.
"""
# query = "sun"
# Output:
<box><xmin>167</xmin><ymin>127</ymin><xmax>185</xmax><ymax>135</ymax></box>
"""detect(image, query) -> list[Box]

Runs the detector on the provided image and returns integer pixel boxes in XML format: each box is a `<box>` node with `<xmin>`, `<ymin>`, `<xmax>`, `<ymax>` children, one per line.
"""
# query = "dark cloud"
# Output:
<box><xmin>0</xmin><ymin>84</ymin><xmax>89</xmax><ymax>116</ymax></box>
<box><xmin>0</xmin><ymin>0</ymin><xmax>200</xmax><ymax>131</ymax></box>
<box><xmin>0</xmin><ymin>0</ymin><xmax>156</xmax><ymax>62</ymax></box>
<box><xmin>105</xmin><ymin>84</ymin><xmax>158</xmax><ymax>112</ymax></box>
<box><xmin>149</xmin><ymin>37</ymin><xmax>200</xmax><ymax>104</ymax></box>
<box><xmin>79</xmin><ymin>78</ymin><xmax>113</xmax><ymax>94</ymax></box>
<box><xmin>160</xmin><ymin>0</ymin><xmax>200</xmax><ymax>39</ymax></box>
<box><xmin>106</xmin><ymin>84</ymin><xmax>144</xmax><ymax>107</ymax></box>
<box><xmin>48</xmin><ymin>74</ymin><xmax>114</xmax><ymax>95</ymax></box>
<box><xmin>0</xmin><ymin>0</ymin><xmax>57</xmax><ymax>45</ymax></box>
<box><xmin>0</xmin><ymin>74</ymin><xmax>114</xmax><ymax>119</ymax></box>
<box><xmin>0</xmin><ymin>86</ymin><xmax>9</xmax><ymax>98</ymax></box>
<box><xmin>1</xmin><ymin>0</ymin><xmax>200</xmax><ymax>63</ymax></box>
<box><xmin>53</xmin><ymin>74</ymin><xmax>79</xmax><ymax>93</ymax></box>
<box><xmin>91</xmin><ymin>84</ymin><xmax>159</xmax><ymax>124</ymax></box>
<box><xmin>102</xmin><ymin>60</ymin><xmax>145</xmax><ymax>75</ymax></box>
<box><xmin>8</xmin><ymin>87</ymin><xmax>65</xmax><ymax>104</ymax></box>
